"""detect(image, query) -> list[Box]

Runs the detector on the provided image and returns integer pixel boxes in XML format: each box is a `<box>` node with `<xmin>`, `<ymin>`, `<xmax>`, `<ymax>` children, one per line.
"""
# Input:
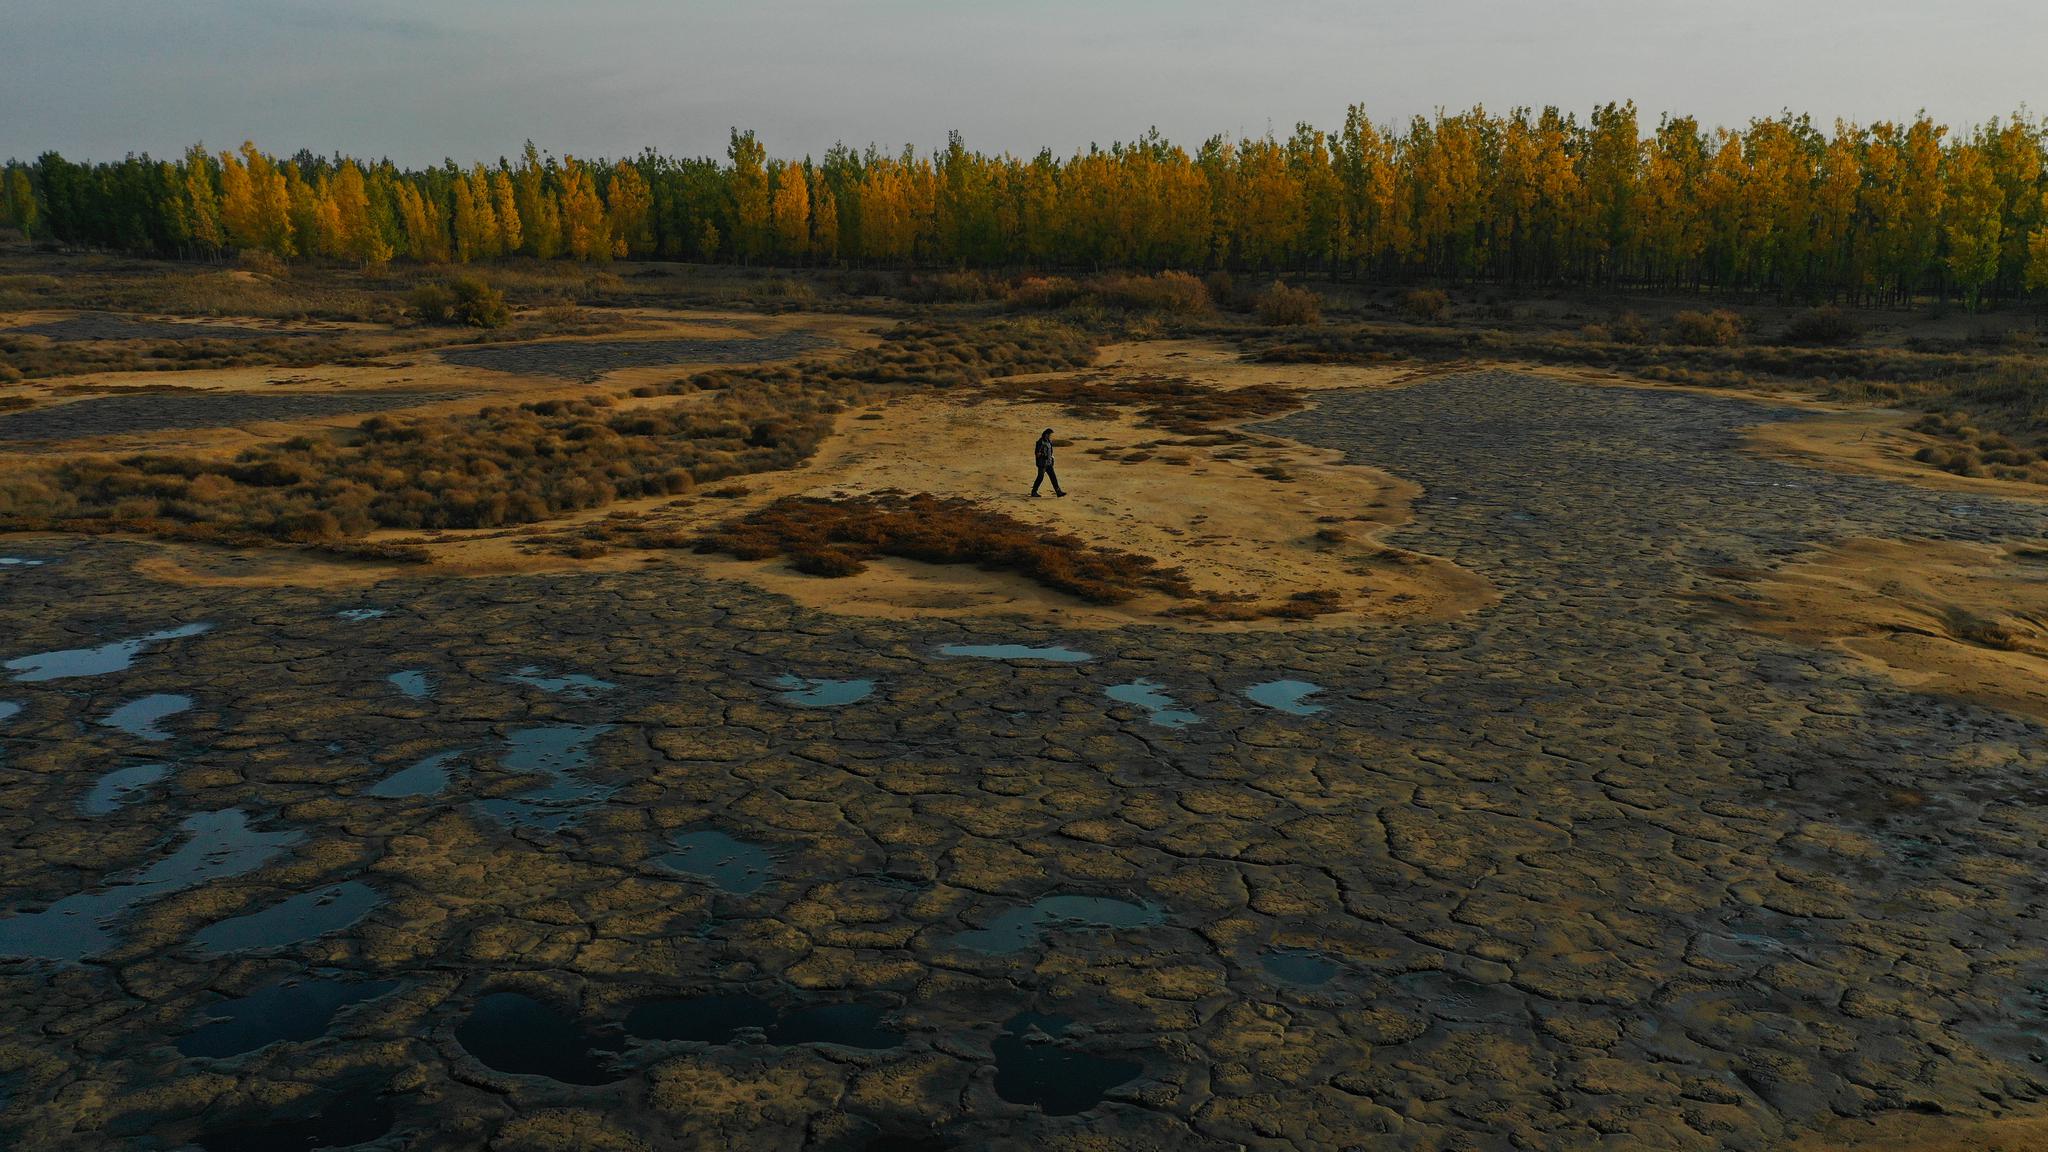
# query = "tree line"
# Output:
<box><xmin>5</xmin><ymin>103</ymin><xmax>2048</xmax><ymax>307</ymax></box>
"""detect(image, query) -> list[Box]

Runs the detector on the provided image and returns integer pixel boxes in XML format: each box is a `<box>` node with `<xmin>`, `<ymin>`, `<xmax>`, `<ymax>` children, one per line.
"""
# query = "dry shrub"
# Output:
<box><xmin>234</xmin><ymin>249</ymin><xmax>289</xmax><ymax>279</ymax></box>
<box><xmin>1009</xmin><ymin>276</ymin><xmax>1085</xmax><ymax>310</ymax></box>
<box><xmin>1400</xmin><ymin>288</ymin><xmax>1450</xmax><ymax>322</ymax></box>
<box><xmin>410</xmin><ymin>277</ymin><xmax>509</xmax><ymax>327</ymax></box>
<box><xmin>990</xmin><ymin>371</ymin><xmax>1302</xmax><ymax>436</ymax></box>
<box><xmin>1</xmin><ymin>317</ymin><xmax>1105</xmax><ymax>547</ymax></box>
<box><xmin>1783</xmin><ymin>306</ymin><xmax>1861</xmax><ymax>345</ymax></box>
<box><xmin>1090</xmin><ymin>271</ymin><xmax>1211</xmax><ymax>315</ymax></box>
<box><xmin>1204</xmin><ymin>270</ymin><xmax>1238</xmax><ymax>310</ymax></box>
<box><xmin>1667</xmin><ymin>309</ymin><xmax>1744</xmax><ymax>347</ymax></box>
<box><xmin>698</xmin><ymin>493</ymin><xmax>1194</xmax><ymax>604</ymax></box>
<box><xmin>1255</xmin><ymin>282</ymin><xmax>1321</xmax><ymax>327</ymax></box>
<box><xmin>904</xmin><ymin>271</ymin><xmax>1004</xmax><ymax>304</ymax></box>
<box><xmin>1610</xmin><ymin>312</ymin><xmax>1652</xmax><ymax>344</ymax></box>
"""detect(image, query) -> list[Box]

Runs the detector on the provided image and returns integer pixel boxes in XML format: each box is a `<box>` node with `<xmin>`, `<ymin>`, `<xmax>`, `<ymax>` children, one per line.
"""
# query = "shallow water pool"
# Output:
<box><xmin>6</xmin><ymin>623</ymin><xmax>211</xmax><ymax>682</ymax></box>
<box><xmin>80</xmin><ymin>763</ymin><xmax>171</xmax><ymax>815</ymax></box>
<box><xmin>773</xmin><ymin>674</ymin><xmax>875</xmax><ymax>707</ymax></box>
<box><xmin>659</xmin><ymin>830</ymin><xmax>776</xmax><ymax>894</ymax></box>
<box><xmin>99</xmin><ymin>694</ymin><xmax>192</xmax><ymax>741</ymax></box>
<box><xmin>937</xmin><ymin>643</ymin><xmax>1093</xmax><ymax>663</ymax></box>
<box><xmin>0</xmin><ymin>810</ymin><xmax>300</xmax><ymax>961</ymax></box>
<box><xmin>191</xmin><ymin>881</ymin><xmax>383</xmax><ymax>953</ymax></box>
<box><xmin>1105</xmin><ymin>679</ymin><xmax>1200</xmax><ymax>728</ymax></box>
<box><xmin>951</xmin><ymin>894</ymin><xmax>1165</xmax><ymax>954</ymax></box>
<box><xmin>1244</xmin><ymin>679</ymin><xmax>1327</xmax><ymax>716</ymax></box>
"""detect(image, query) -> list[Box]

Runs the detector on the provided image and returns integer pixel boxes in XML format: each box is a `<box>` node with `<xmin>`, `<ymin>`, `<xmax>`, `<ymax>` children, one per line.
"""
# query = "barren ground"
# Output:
<box><xmin>2</xmin><ymin>301</ymin><xmax>2046</xmax><ymax>1151</ymax></box>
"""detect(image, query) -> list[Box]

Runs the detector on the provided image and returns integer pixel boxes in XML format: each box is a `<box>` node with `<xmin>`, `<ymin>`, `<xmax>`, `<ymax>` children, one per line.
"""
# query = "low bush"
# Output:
<box><xmin>1255</xmin><ymin>282</ymin><xmax>1321</xmax><ymax>327</ymax></box>
<box><xmin>1667</xmin><ymin>309</ymin><xmax>1744</xmax><ymax>347</ymax></box>
<box><xmin>987</xmin><ymin>370</ymin><xmax>1302</xmax><ymax>435</ymax></box>
<box><xmin>410</xmin><ymin>277</ymin><xmax>510</xmax><ymax>327</ymax></box>
<box><xmin>698</xmin><ymin>493</ymin><xmax>1195</xmax><ymax>603</ymax></box>
<box><xmin>1783</xmin><ymin>306</ymin><xmax>1862</xmax><ymax>345</ymax></box>
<box><xmin>1092</xmin><ymin>271</ymin><xmax>1210</xmax><ymax>315</ymax></box>
<box><xmin>1400</xmin><ymin>288</ymin><xmax>1450</xmax><ymax>322</ymax></box>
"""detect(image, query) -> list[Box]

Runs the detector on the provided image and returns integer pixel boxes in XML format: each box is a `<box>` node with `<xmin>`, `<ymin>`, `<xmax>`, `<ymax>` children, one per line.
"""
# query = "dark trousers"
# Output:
<box><xmin>1032</xmin><ymin>465</ymin><xmax>1063</xmax><ymax>495</ymax></box>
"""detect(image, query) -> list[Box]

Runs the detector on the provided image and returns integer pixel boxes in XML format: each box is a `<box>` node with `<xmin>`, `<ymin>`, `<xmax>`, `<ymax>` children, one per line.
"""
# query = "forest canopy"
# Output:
<box><xmin>6</xmin><ymin>104</ymin><xmax>2048</xmax><ymax>307</ymax></box>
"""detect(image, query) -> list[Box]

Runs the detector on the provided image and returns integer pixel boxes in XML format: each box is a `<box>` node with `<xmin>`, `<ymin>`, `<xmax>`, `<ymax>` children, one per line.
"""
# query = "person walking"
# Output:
<box><xmin>1031</xmin><ymin>428</ymin><xmax>1066</xmax><ymax>497</ymax></box>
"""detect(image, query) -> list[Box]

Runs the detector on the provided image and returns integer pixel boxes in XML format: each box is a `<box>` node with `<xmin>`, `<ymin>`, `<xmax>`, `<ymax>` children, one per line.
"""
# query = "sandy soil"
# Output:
<box><xmin>0</xmin><ymin>308</ymin><xmax>878</xmax><ymax>462</ymax></box>
<box><xmin>1701</xmin><ymin>536</ymin><xmax>2048</xmax><ymax>723</ymax></box>
<box><xmin>402</xmin><ymin>339</ymin><xmax>1495</xmax><ymax>629</ymax></box>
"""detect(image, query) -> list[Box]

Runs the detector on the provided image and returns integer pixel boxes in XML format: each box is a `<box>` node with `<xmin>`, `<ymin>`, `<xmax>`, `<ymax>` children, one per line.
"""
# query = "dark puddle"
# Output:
<box><xmin>1104</xmin><ymin>679</ymin><xmax>1199</xmax><ymax>728</ymax></box>
<box><xmin>191</xmin><ymin>881</ymin><xmax>382</xmax><ymax>954</ymax></box>
<box><xmin>624</xmin><ymin>993</ymin><xmax>776</xmax><ymax>1044</ymax></box>
<box><xmin>1396</xmin><ymin>971</ymin><xmax>1527</xmax><ymax>1024</ymax></box>
<box><xmin>334</xmin><ymin>608</ymin><xmax>386</xmax><ymax>622</ymax></box>
<box><xmin>951</xmin><ymin>895</ymin><xmax>1165</xmax><ymax>954</ymax></box>
<box><xmin>80</xmin><ymin>762</ymin><xmax>171</xmax><ymax>814</ymax></box>
<box><xmin>473</xmin><ymin>725</ymin><xmax>614</xmax><ymax>830</ymax></box>
<box><xmin>5</xmin><ymin>622</ymin><xmax>211</xmax><ymax>682</ymax></box>
<box><xmin>365</xmin><ymin>749</ymin><xmax>467</xmax><ymax>799</ymax></box>
<box><xmin>178</xmin><ymin>974</ymin><xmax>400</xmax><ymax>1059</ymax></box>
<box><xmin>658</xmin><ymin>830</ymin><xmax>775</xmax><ymax>894</ymax></box>
<box><xmin>1261</xmin><ymin>948</ymin><xmax>1340</xmax><ymax>986</ymax></box>
<box><xmin>193</xmin><ymin>1082</ymin><xmax>395</xmax><ymax>1152</ymax></box>
<box><xmin>773</xmin><ymin>674</ymin><xmax>875</xmax><ymax>707</ymax></box>
<box><xmin>0</xmin><ymin>557</ymin><xmax>47</xmax><ymax>568</ymax></box>
<box><xmin>1245</xmin><ymin>679</ymin><xmax>1327</xmax><ymax>716</ymax></box>
<box><xmin>99</xmin><ymin>693</ymin><xmax>192</xmax><ymax>741</ymax></box>
<box><xmin>505</xmin><ymin>666</ymin><xmax>616</xmax><ymax>698</ymax></box>
<box><xmin>386</xmin><ymin>670</ymin><xmax>433</xmax><ymax>699</ymax></box>
<box><xmin>937</xmin><ymin>643</ymin><xmax>1093</xmax><ymax>663</ymax></box>
<box><xmin>623</xmin><ymin>995</ymin><xmax>901</xmax><ymax>1050</ymax></box>
<box><xmin>769</xmin><ymin>1002</ymin><xmax>902</xmax><ymax>1049</ymax></box>
<box><xmin>0</xmin><ymin>701</ymin><xmax>20</xmax><ymax>724</ymax></box>
<box><xmin>994</xmin><ymin>1013</ymin><xmax>1141</xmax><ymax>1116</ymax></box>
<box><xmin>0</xmin><ymin>810</ymin><xmax>300</xmax><ymax>962</ymax></box>
<box><xmin>456</xmin><ymin>992</ymin><xmax>623</xmax><ymax>1085</ymax></box>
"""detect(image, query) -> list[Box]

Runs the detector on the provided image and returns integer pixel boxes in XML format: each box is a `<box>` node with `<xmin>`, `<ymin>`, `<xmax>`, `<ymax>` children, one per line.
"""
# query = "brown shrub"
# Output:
<box><xmin>1400</xmin><ymin>288</ymin><xmax>1450</xmax><ymax>322</ymax></box>
<box><xmin>1667</xmin><ymin>309</ymin><xmax>1744</xmax><ymax>347</ymax></box>
<box><xmin>1610</xmin><ymin>312</ymin><xmax>1652</xmax><ymax>344</ymax></box>
<box><xmin>1255</xmin><ymin>282</ymin><xmax>1321</xmax><ymax>327</ymax></box>
<box><xmin>411</xmin><ymin>277</ymin><xmax>509</xmax><ymax>327</ymax></box>
<box><xmin>698</xmin><ymin>493</ymin><xmax>1194</xmax><ymax>604</ymax></box>
<box><xmin>989</xmin><ymin>371</ymin><xmax>1302</xmax><ymax>436</ymax></box>
<box><xmin>1091</xmin><ymin>271</ymin><xmax>1211</xmax><ymax>315</ymax></box>
<box><xmin>1783</xmin><ymin>306</ymin><xmax>1861</xmax><ymax>345</ymax></box>
<box><xmin>1008</xmin><ymin>277</ymin><xmax>1085</xmax><ymax>310</ymax></box>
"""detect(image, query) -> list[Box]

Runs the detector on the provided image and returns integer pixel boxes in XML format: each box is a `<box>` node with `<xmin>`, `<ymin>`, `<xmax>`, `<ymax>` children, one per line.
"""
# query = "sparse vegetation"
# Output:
<box><xmin>1400</xmin><ymin>288</ymin><xmax>1450</xmax><ymax>322</ymax></box>
<box><xmin>1783</xmin><ymin>306</ymin><xmax>1862</xmax><ymax>345</ymax></box>
<box><xmin>0</xmin><ymin>316</ymin><xmax>1103</xmax><ymax>546</ymax></box>
<box><xmin>409</xmin><ymin>277</ymin><xmax>510</xmax><ymax>328</ymax></box>
<box><xmin>1255</xmin><ymin>282</ymin><xmax>1321</xmax><ymax>326</ymax></box>
<box><xmin>1666</xmin><ymin>309</ymin><xmax>1745</xmax><ymax>347</ymax></box>
<box><xmin>985</xmin><ymin>371</ymin><xmax>1302</xmax><ymax>435</ymax></box>
<box><xmin>696</xmin><ymin>493</ymin><xmax>1194</xmax><ymax>603</ymax></box>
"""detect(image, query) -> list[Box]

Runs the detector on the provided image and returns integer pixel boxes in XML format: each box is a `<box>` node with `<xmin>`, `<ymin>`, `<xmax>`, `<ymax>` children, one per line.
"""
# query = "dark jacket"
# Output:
<box><xmin>1035</xmin><ymin>437</ymin><xmax>1055</xmax><ymax>467</ymax></box>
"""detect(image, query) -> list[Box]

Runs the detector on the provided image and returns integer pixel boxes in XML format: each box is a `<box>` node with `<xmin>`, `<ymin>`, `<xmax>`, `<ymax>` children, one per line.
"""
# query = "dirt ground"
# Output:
<box><xmin>7</xmin><ymin>291</ymin><xmax>2048</xmax><ymax>1150</ymax></box>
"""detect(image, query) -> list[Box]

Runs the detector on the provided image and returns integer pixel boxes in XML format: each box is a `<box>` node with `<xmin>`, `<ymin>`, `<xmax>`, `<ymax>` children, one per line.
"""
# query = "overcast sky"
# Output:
<box><xmin>5</xmin><ymin>0</ymin><xmax>2041</xmax><ymax>165</ymax></box>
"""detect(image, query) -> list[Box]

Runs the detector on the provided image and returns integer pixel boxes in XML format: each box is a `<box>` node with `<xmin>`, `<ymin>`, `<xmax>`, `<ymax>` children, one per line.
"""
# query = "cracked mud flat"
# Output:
<box><xmin>0</xmin><ymin>371</ymin><xmax>2045</xmax><ymax>1149</ymax></box>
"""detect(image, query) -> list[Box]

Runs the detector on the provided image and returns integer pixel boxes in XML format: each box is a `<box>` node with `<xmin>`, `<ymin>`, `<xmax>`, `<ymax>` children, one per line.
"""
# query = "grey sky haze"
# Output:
<box><xmin>5</xmin><ymin>1</ymin><xmax>2041</xmax><ymax>164</ymax></box>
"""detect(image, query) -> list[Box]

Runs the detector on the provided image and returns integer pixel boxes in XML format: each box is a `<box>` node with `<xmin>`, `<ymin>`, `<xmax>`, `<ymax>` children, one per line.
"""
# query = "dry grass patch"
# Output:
<box><xmin>986</xmin><ymin>371</ymin><xmax>1304</xmax><ymax>436</ymax></box>
<box><xmin>696</xmin><ymin>493</ymin><xmax>1195</xmax><ymax>604</ymax></box>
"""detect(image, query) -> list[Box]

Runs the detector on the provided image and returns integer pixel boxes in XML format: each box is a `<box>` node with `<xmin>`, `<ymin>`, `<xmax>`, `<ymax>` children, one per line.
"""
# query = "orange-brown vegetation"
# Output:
<box><xmin>695</xmin><ymin>493</ymin><xmax>1196</xmax><ymax>603</ymax></box>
